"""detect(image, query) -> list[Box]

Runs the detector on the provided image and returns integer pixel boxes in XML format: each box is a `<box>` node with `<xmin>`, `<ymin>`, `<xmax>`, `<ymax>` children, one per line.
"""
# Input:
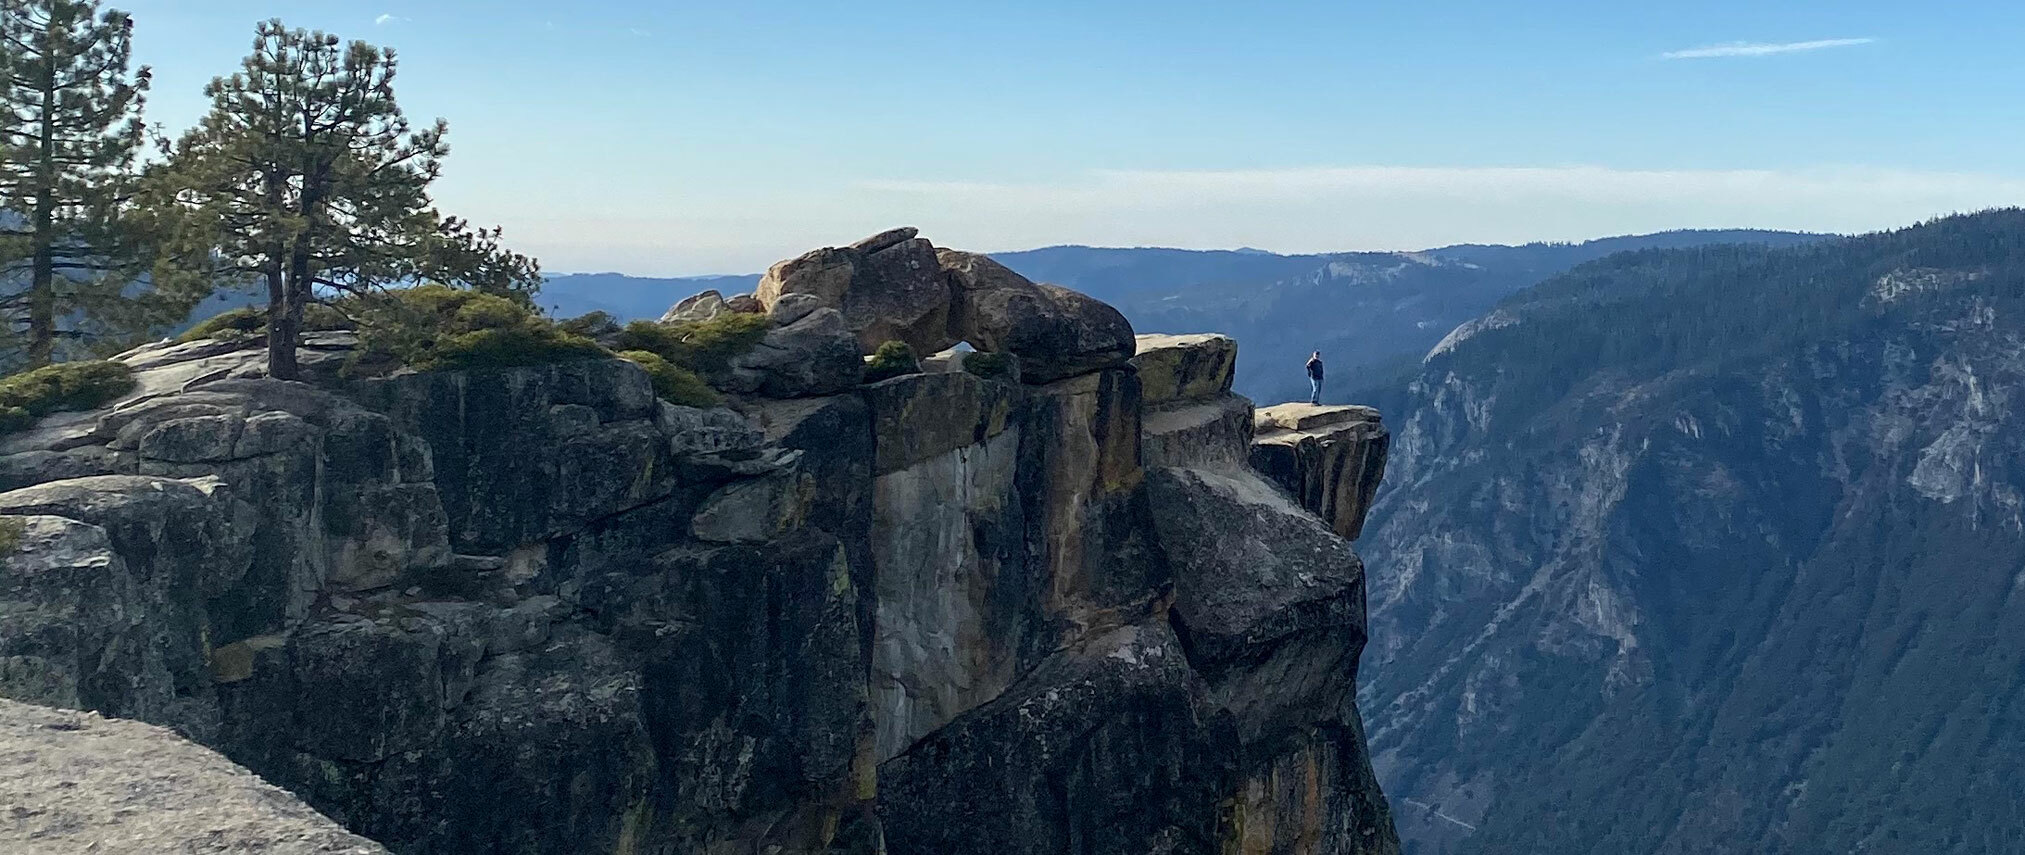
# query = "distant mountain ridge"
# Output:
<box><xmin>542</xmin><ymin>229</ymin><xmax>1827</xmax><ymax>403</ymax></box>
<box><xmin>1357</xmin><ymin>210</ymin><xmax>2025</xmax><ymax>853</ymax></box>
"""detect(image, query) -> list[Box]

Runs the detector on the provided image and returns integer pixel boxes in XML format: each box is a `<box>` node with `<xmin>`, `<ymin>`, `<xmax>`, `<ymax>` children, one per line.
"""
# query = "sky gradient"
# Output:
<box><xmin>118</xmin><ymin>1</ymin><xmax>2025</xmax><ymax>274</ymax></box>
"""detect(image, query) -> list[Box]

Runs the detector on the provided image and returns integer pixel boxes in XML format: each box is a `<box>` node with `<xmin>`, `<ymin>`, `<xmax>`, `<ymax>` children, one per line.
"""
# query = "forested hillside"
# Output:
<box><xmin>1358</xmin><ymin>209</ymin><xmax>2025</xmax><ymax>854</ymax></box>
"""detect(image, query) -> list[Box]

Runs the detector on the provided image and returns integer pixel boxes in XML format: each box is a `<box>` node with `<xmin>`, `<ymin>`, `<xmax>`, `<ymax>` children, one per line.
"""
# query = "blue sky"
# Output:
<box><xmin>119</xmin><ymin>1</ymin><xmax>2025</xmax><ymax>274</ymax></box>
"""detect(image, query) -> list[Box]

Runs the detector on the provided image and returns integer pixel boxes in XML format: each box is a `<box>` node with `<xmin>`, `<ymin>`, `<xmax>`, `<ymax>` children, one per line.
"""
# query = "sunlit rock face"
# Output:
<box><xmin>1251</xmin><ymin>403</ymin><xmax>1390</xmax><ymax>541</ymax></box>
<box><xmin>0</xmin><ymin>231</ymin><xmax>1398</xmax><ymax>855</ymax></box>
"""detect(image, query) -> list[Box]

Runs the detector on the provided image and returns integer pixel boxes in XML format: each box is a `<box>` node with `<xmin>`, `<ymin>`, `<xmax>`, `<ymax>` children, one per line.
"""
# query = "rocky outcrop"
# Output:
<box><xmin>1132</xmin><ymin>332</ymin><xmax>1397</xmax><ymax>852</ymax></box>
<box><xmin>1134</xmin><ymin>333</ymin><xmax>1254</xmax><ymax>471</ymax></box>
<box><xmin>942</xmin><ymin>250</ymin><xmax>1137</xmax><ymax>382</ymax></box>
<box><xmin>1148</xmin><ymin>466</ymin><xmax>1395</xmax><ymax>853</ymax></box>
<box><xmin>0</xmin><ymin>697</ymin><xmax>386</xmax><ymax>854</ymax></box>
<box><xmin>662</xmin><ymin>289</ymin><xmax>729</xmax><ymax>323</ymax></box>
<box><xmin>755</xmin><ymin>228</ymin><xmax>1138</xmax><ymax>383</ymax></box>
<box><xmin>718</xmin><ymin>306</ymin><xmax>866</xmax><ymax>397</ymax></box>
<box><xmin>0</xmin><ymin>238</ymin><xmax>1396</xmax><ymax>855</ymax></box>
<box><xmin>756</xmin><ymin>227</ymin><xmax>954</xmax><ymax>356</ymax></box>
<box><xmin>1251</xmin><ymin>403</ymin><xmax>1389</xmax><ymax>540</ymax></box>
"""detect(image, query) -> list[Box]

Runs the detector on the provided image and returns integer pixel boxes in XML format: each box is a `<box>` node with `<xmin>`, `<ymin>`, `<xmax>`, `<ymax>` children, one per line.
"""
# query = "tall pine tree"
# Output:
<box><xmin>152</xmin><ymin>20</ymin><xmax>538</xmax><ymax>380</ymax></box>
<box><xmin>0</xmin><ymin>0</ymin><xmax>169</xmax><ymax>368</ymax></box>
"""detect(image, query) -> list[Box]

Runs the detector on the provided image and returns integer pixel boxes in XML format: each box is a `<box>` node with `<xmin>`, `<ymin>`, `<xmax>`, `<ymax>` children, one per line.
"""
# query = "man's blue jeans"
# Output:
<box><xmin>1310</xmin><ymin>376</ymin><xmax>1322</xmax><ymax>405</ymax></box>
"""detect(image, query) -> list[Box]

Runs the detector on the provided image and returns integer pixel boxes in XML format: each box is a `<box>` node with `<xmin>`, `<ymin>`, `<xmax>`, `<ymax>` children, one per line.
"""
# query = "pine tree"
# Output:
<box><xmin>0</xmin><ymin>0</ymin><xmax>173</xmax><ymax>368</ymax></box>
<box><xmin>150</xmin><ymin>20</ymin><xmax>538</xmax><ymax>380</ymax></box>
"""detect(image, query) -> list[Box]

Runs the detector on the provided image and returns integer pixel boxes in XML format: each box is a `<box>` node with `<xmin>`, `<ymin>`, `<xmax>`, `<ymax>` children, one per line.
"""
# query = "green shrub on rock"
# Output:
<box><xmin>349</xmin><ymin>285</ymin><xmax>605</xmax><ymax>375</ymax></box>
<box><xmin>0</xmin><ymin>360</ymin><xmax>136</xmax><ymax>433</ymax></box>
<box><xmin>177</xmin><ymin>304</ymin><xmax>354</xmax><ymax>344</ymax></box>
<box><xmin>863</xmin><ymin>340</ymin><xmax>919</xmax><ymax>383</ymax></box>
<box><xmin>615</xmin><ymin>313</ymin><xmax>773</xmax><ymax>376</ymax></box>
<box><xmin>176</xmin><ymin>307</ymin><xmax>267</xmax><ymax>343</ymax></box>
<box><xmin>556</xmin><ymin>311</ymin><xmax>622</xmax><ymax>342</ymax></box>
<box><xmin>963</xmin><ymin>351</ymin><xmax>1014</xmax><ymax>381</ymax></box>
<box><xmin>617</xmin><ymin>350</ymin><xmax>720</xmax><ymax>408</ymax></box>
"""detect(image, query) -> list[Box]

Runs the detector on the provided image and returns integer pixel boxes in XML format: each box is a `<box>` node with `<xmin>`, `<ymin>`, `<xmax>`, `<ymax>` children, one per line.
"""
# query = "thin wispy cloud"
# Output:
<box><xmin>1662</xmin><ymin>38</ymin><xmax>1875</xmax><ymax>60</ymax></box>
<box><xmin>373</xmin><ymin>13</ymin><xmax>408</xmax><ymax>27</ymax></box>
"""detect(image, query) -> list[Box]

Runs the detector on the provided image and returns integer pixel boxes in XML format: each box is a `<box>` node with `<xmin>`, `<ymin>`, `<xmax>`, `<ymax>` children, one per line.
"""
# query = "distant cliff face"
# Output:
<box><xmin>0</xmin><ymin>233</ymin><xmax>1398</xmax><ymax>855</ymax></box>
<box><xmin>1357</xmin><ymin>210</ymin><xmax>2025</xmax><ymax>854</ymax></box>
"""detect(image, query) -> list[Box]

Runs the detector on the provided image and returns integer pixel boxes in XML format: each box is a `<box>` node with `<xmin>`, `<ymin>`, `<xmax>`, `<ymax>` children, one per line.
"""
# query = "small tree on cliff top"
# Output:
<box><xmin>150</xmin><ymin>20</ymin><xmax>538</xmax><ymax>379</ymax></box>
<box><xmin>0</xmin><ymin>0</ymin><xmax>198</xmax><ymax>367</ymax></box>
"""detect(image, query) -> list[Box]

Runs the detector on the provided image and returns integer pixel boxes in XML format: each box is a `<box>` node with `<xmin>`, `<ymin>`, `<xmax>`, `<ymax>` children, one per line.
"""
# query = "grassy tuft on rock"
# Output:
<box><xmin>617</xmin><ymin>350</ymin><xmax>720</xmax><ymax>408</ymax></box>
<box><xmin>863</xmin><ymin>340</ymin><xmax>919</xmax><ymax>383</ymax></box>
<box><xmin>0</xmin><ymin>360</ymin><xmax>136</xmax><ymax>434</ymax></box>
<box><xmin>0</xmin><ymin>516</ymin><xmax>20</xmax><ymax>557</ymax></box>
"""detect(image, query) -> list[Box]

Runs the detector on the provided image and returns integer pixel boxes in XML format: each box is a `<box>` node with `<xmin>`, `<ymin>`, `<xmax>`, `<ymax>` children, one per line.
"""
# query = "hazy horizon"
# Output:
<box><xmin>543</xmin><ymin>223</ymin><xmax>1850</xmax><ymax>278</ymax></box>
<box><xmin>115</xmin><ymin>0</ymin><xmax>2025</xmax><ymax>275</ymax></box>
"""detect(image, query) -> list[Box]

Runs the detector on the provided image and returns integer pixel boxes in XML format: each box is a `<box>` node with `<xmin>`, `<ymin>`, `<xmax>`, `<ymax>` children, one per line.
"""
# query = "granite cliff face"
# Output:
<box><xmin>0</xmin><ymin>232</ymin><xmax>1398</xmax><ymax>854</ymax></box>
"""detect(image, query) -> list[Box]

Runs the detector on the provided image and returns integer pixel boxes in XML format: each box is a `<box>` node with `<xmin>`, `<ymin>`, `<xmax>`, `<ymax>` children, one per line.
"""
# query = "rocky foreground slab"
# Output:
<box><xmin>0</xmin><ymin>698</ymin><xmax>385</xmax><ymax>854</ymax></box>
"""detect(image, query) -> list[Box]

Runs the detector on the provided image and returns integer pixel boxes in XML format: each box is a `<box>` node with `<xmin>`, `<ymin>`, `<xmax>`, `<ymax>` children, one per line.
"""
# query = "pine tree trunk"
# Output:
<box><xmin>272</xmin><ymin>235</ymin><xmax>317</xmax><ymax>381</ymax></box>
<box><xmin>264</xmin><ymin>264</ymin><xmax>298</xmax><ymax>380</ymax></box>
<box><xmin>24</xmin><ymin>52</ymin><xmax>58</xmax><ymax>368</ymax></box>
<box><xmin>25</xmin><ymin>238</ymin><xmax>54</xmax><ymax>367</ymax></box>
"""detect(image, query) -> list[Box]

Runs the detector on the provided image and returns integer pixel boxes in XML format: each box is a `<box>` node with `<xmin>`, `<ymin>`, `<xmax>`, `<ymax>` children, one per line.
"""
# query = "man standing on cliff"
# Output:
<box><xmin>1306</xmin><ymin>351</ymin><xmax>1325</xmax><ymax>405</ymax></box>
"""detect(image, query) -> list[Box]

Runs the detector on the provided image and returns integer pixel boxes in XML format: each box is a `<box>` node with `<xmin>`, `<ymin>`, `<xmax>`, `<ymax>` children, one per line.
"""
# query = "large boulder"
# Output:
<box><xmin>1146</xmin><ymin>466</ymin><xmax>1366</xmax><ymax>740</ymax></box>
<box><xmin>754</xmin><ymin>231</ymin><xmax>1137</xmax><ymax>385</ymax></box>
<box><xmin>756</xmin><ymin>228</ymin><xmax>956</xmax><ymax>356</ymax></box>
<box><xmin>662</xmin><ymin>289</ymin><xmax>728</xmax><ymax>323</ymax></box>
<box><xmin>1133</xmin><ymin>334</ymin><xmax>1250</xmax><ymax>470</ymax></box>
<box><xmin>942</xmin><ymin>250</ymin><xmax>1136</xmax><ymax>383</ymax></box>
<box><xmin>719</xmin><ymin>306</ymin><xmax>866</xmax><ymax>397</ymax></box>
<box><xmin>1132</xmin><ymin>333</ymin><xmax>1237</xmax><ymax>406</ymax></box>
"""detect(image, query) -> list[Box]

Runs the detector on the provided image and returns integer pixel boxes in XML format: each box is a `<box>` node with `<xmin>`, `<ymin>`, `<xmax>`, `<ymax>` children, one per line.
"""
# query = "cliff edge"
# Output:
<box><xmin>0</xmin><ymin>230</ymin><xmax>1397</xmax><ymax>854</ymax></box>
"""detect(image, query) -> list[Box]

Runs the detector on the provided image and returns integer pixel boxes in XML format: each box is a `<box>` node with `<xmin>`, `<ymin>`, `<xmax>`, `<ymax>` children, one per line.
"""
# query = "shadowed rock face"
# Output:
<box><xmin>0</xmin><ymin>241</ymin><xmax>1396</xmax><ymax>855</ymax></box>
